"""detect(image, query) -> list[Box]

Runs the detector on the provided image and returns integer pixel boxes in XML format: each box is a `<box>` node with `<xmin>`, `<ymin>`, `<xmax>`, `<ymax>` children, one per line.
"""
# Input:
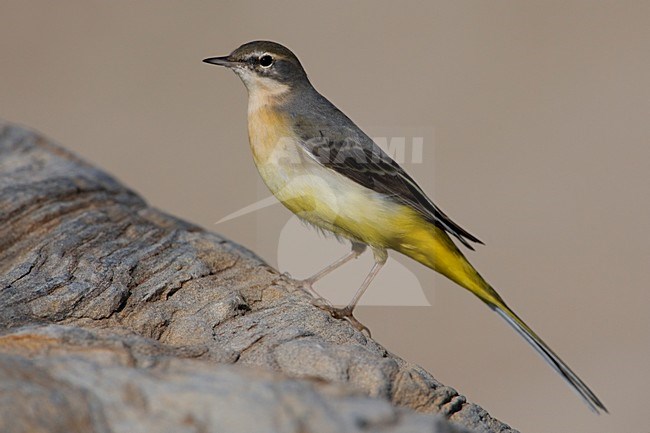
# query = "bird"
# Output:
<box><xmin>203</xmin><ymin>40</ymin><xmax>607</xmax><ymax>413</ymax></box>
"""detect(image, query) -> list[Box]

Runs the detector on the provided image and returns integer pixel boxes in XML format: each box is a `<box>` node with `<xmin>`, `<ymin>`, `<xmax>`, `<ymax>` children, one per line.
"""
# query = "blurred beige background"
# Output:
<box><xmin>2</xmin><ymin>1</ymin><xmax>648</xmax><ymax>432</ymax></box>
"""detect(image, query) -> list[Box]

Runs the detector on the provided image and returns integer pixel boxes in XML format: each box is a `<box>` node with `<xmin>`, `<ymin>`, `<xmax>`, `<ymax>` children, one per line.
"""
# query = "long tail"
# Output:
<box><xmin>489</xmin><ymin>297</ymin><xmax>608</xmax><ymax>413</ymax></box>
<box><xmin>397</xmin><ymin>222</ymin><xmax>607</xmax><ymax>413</ymax></box>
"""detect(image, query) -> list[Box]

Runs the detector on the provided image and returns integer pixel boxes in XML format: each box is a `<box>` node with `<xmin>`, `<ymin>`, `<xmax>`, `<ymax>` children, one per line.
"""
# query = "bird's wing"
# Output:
<box><xmin>296</xmin><ymin>116</ymin><xmax>483</xmax><ymax>250</ymax></box>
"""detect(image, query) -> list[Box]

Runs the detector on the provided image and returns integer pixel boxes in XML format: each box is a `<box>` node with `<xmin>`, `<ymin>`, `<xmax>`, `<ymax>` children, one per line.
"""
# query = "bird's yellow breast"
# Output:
<box><xmin>248</xmin><ymin>106</ymin><xmax>293</xmax><ymax>164</ymax></box>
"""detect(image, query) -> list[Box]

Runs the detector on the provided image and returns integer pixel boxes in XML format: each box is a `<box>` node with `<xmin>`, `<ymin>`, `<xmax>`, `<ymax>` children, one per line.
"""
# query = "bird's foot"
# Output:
<box><xmin>299</xmin><ymin>279</ymin><xmax>371</xmax><ymax>336</ymax></box>
<box><xmin>316</xmin><ymin>304</ymin><xmax>371</xmax><ymax>337</ymax></box>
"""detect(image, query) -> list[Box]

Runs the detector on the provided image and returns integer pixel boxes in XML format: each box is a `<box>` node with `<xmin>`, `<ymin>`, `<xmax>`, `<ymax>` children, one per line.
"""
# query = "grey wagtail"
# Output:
<box><xmin>203</xmin><ymin>40</ymin><xmax>607</xmax><ymax>413</ymax></box>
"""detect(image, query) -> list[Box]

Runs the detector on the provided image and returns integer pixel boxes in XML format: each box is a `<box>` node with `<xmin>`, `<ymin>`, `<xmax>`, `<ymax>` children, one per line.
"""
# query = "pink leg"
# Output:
<box><xmin>300</xmin><ymin>242</ymin><xmax>366</xmax><ymax>298</ymax></box>
<box><xmin>318</xmin><ymin>248</ymin><xmax>387</xmax><ymax>336</ymax></box>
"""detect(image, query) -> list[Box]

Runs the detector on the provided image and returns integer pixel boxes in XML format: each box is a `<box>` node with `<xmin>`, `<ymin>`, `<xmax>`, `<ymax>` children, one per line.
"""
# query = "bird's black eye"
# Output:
<box><xmin>259</xmin><ymin>54</ymin><xmax>274</xmax><ymax>68</ymax></box>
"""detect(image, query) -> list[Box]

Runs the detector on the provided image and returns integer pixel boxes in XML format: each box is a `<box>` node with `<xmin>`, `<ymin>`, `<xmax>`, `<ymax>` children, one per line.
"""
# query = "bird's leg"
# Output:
<box><xmin>319</xmin><ymin>248</ymin><xmax>387</xmax><ymax>336</ymax></box>
<box><xmin>300</xmin><ymin>242</ymin><xmax>367</xmax><ymax>301</ymax></box>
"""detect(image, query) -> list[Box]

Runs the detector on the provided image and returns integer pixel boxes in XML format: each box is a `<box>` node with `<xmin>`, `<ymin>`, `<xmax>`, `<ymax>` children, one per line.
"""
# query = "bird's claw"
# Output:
<box><xmin>316</xmin><ymin>304</ymin><xmax>371</xmax><ymax>337</ymax></box>
<box><xmin>300</xmin><ymin>279</ymin><xmax>372</xmax><ymax>337</ymax></box>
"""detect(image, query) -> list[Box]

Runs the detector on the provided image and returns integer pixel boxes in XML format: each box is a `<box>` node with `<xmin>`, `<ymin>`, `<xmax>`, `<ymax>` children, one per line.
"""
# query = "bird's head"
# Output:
<box><xmin>204</xmin><ymin>41</ymin><xmax>310</xmax><ymax>96</ymax></box>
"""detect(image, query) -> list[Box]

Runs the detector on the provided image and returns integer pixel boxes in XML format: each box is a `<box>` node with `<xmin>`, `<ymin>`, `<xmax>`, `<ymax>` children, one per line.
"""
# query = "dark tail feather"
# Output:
<box><xmin>491</xmin><ymin>303</ymin><xmax>608</xmax><ymax>414</ymax></box>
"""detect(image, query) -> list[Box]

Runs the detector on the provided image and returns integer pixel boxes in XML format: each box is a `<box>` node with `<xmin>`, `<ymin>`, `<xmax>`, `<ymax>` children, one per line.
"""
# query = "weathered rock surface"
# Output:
<box><xmin>0</xmin><ymin>120</ymin><xmax>517</xmax><ymax>433</ymax></box>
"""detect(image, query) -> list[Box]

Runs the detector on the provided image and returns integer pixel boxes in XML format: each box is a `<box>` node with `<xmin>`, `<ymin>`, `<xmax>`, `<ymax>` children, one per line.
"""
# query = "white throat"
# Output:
<box><xmin>234</xmin><ymin>69</ymin><xmax>290</xmax><ymax>113</ymax></box>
